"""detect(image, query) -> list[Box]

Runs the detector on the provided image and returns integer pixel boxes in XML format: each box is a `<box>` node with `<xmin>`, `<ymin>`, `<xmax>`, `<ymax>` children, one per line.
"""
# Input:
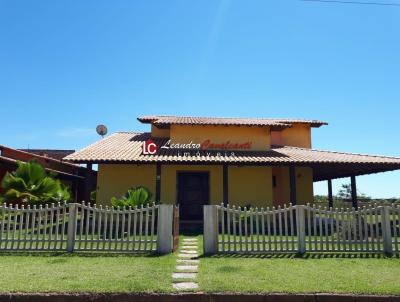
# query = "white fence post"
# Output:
<box><xmin>67</xmin><ymin>203</ymin><xmax>77</xmax><ymax>252</ymax></box>
<box><xmin>204</xmin><ymin>205</ymin><xmax>218</xmax><ymax>254</ymax></box>
<box><xmin>296</xmin><ymin>205</ymin><xmax>306</xmax><ymax>254</ymax></box>
<box><xmin>157</xmin><ymin>204</ymin><xmax>173</xmax><ymax>254</ymax></box>
<box><xmin>382</xmin><ymin>206</ymin><xmax>392</xmax><ymax>255</ymax></box>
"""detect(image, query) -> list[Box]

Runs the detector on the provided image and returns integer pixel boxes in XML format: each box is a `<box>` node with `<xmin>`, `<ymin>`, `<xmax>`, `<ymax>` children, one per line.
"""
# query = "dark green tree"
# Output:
<box><xmin>337</xmin><ymin>183</ymin><xmax>371</xmax><ymax>202</ymax></box>
<box><xmin>0</xmin><ymin>160</ymin><xmax>71</xmax><ymax>205</ymax></box>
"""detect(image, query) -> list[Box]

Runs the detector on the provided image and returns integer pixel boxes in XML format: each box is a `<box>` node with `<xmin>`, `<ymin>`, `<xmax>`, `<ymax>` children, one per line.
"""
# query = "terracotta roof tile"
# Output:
<box><xmin>64</xmin><ymin>132</ymin><xmax>400</xmax><ymax>165</ymax></box>
<box><xmin>137</xmin><ymin>115</ymin><xmax>327</xmax><ymax>128</ymax></box>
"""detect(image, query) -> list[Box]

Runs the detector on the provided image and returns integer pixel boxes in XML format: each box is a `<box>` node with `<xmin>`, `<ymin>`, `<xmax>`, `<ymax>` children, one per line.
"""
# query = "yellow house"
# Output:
<box><xmin>65</xmin><ymin>115</ymin><xmax>400</xmax><ymax>222</ymax></box>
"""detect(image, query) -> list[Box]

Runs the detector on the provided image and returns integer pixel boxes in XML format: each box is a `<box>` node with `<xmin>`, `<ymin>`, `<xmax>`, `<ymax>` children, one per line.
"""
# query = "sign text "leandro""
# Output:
<box><xmin>161</xmin><ymin>139</ymin><xmax>252</xmax><ymax>150</ymax></box>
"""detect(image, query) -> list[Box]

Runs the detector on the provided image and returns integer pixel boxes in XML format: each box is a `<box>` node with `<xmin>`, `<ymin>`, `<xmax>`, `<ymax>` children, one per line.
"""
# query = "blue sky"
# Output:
<box><xmin>1</xmin><ymin>0</ymin><xmax>399</xmax><ymax>197</ymax></box>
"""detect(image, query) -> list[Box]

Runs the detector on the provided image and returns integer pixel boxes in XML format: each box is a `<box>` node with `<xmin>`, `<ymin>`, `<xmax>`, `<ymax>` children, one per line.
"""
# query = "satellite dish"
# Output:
<box><xmin>96</xmin><ymin>124</ymin><xmax>108</xmax><ymax>138</ymax></box>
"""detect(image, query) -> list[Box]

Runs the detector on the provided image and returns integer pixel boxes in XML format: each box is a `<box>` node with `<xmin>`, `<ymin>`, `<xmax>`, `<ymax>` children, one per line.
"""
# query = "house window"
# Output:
<box><xmin>272</xmin><ymin>175</ymin><xmax>277</xmax><ymax>188</ymax></box>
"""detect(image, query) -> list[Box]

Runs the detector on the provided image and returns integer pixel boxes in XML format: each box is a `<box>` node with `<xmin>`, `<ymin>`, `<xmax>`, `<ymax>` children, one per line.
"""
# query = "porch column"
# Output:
<box><xmin>156</xmin><ymin>163</ymin><xmax>161</xmax><ymax>202</ymax></box>
<box><xmin>327</xmin><ymin>179</ymin><xmax>333</xmax><ymax>208</ymax></box>
<box><xmin>71</xmin><ymin>179</ymin><xmax>78</xmax><ymax>203</ymax></box>
<box><xmin>83</xmin><ymin>163</ymin><xmax>93</xmax><ymax>203</ymax></box>
<box><xmin>350</xmin><ymin>175</ymin><xmax>358</xmax><ymax>209</ymax></box>
<box><xmin>223</xmin><ymin>164</ymin><xmax>228</xmax><ymax>206</ymax></box>
<box><xmin>289</xmin><ymin>166</ymin><xmax>297</xmax><ymax>205</ymax></box>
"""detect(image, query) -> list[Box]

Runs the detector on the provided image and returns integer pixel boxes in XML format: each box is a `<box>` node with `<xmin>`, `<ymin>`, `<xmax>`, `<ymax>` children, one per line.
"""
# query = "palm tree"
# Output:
<box><xmin>0</xmin><ymin>160</ymin><xmax>71</xmax><ymax>205</ymax></box>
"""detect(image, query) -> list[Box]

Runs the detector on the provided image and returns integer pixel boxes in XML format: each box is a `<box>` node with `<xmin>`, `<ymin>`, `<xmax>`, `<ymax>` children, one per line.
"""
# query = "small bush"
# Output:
<box><xmin>111</xmin><ymin>186</ymin><xmax>154</xmax><ymax>208</ymax></box>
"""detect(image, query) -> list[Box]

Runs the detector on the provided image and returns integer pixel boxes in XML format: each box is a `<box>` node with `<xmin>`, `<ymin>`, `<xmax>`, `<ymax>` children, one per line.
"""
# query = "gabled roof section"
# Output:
<box><xmin>64</xmin><ymin>132</ymin><xmax>400</xmax><ymax>181</ymax></box>
<box><xmin>137</xmin><ymin>115</ymin><xmax>328</xmax><ymax>128</ymax></box>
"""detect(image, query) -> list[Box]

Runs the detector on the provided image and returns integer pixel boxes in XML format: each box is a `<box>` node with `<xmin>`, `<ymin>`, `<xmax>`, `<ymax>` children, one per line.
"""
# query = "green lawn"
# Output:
<box><xmin>0</xmin><ymin>252</ymin><xmax>176</xmax><ymax>293</ymax></box>
<box><xmin>1</xmin><ymin>234</ymin><xmax>400</xmax><ymax>295</ymax></box>
<box><xmin>198</xmin><ymin>252</ymin><xmax>400</xmax><ymax>295</ymax></box>
<box><xmin>184</xmin><ymin>234</ymin><xmax>400</xmax><ymax>295</ymax></box>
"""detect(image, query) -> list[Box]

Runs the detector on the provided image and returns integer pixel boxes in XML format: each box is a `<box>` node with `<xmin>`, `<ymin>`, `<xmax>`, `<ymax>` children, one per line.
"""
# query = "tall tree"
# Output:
<box><xmin>337</xmin><ymin>183</ymin><xmax>371</xmax><ymax>202</ymax></box>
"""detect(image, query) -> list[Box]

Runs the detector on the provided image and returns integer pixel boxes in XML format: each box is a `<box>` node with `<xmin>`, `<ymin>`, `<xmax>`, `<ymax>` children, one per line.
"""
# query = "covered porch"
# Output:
<box><xmin>312</xmin><ymin>161</ymin><xmax>400</xmax><ymax>209</ymax></box>
<box><xmin>63</xmin><ymin>132</ymin><xmax>400</xmax><ymax>211</ymax></box>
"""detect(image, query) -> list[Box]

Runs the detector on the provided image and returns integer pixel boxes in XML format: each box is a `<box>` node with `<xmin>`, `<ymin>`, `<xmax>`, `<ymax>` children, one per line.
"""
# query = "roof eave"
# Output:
<box><xmin>152</xmin><ymin>121</ymin><xmax>291</xmax><ymax>129</ymax></box>
<box><xmin>137</xmin><ymin>116</ymin><xmax>159</xmax><ymax>124</ymax></box>
<box><xmin>310</xmin><ymin>122</ymin><xmax>328</xmax><ymax>128</ymax></box>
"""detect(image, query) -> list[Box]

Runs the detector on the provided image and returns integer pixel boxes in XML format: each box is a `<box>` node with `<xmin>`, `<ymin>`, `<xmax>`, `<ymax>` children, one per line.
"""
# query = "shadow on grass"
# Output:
<box><xmin>301</xmin><ymin>253</ymin><xmax>398</xmax><ymax>259</ymax></box>
<box><xmin>0</xmin><ymin>251</ymin><xmax>163</xmax><ymax>258</ymax></box>
<box><xmin>179</xmin><ymin>230</ymin><xmax>202</xmax><ymax>237</ymax></box>
<box><xmin>200</xmin><ymin>252</ymin><xmax>399</xmax><ymax>259</ymax></box>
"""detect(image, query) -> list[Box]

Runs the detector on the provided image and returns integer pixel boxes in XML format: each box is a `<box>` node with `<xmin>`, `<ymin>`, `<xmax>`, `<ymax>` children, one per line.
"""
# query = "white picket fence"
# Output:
<box><xmin>0</xmin><ymin>203</ymin><xmax>69</xmax><ymax>250</ymax></box>
<box><xmin>0</xmin><ymin>202</ymin><xmax>175</xmax><ymax>254</ymax></box>
<box><xmin>204</xmin><ymin>203</ymin><xmax>400</xmax><ymax>255</ymax></box>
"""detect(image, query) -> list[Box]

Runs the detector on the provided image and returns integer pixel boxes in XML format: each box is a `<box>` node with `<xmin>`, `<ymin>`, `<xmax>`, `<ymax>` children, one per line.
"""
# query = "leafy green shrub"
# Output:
<box><xmin>0</xmin><ymin>160</ymin><xmax>71</xmax><ymax>205</ymax></box>
<box><xmin>90</xmin><ymin>190</ymin><xmax>97</xmax><ymax>202</ymax></box>
<box><xmin>111</xmin><ymin>186</ymin><xmax>153</xmax><ymax>208</ymax></box>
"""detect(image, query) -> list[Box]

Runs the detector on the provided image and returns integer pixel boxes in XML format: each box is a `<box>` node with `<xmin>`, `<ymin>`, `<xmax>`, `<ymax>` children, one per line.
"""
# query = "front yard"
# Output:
<box><xmin>0</xmin><ymin>252</ymin><xmax>176</xmax><ymax>293</ymax></box>
<box><xmin>198</xmin><ymin>255</ymin><xmax>400</xmax><ymax>295</ymax></box>
<box><xmin>0</xmin><ymin>235</ymin><xmax>399</xmax><ymax>295</ymax></box>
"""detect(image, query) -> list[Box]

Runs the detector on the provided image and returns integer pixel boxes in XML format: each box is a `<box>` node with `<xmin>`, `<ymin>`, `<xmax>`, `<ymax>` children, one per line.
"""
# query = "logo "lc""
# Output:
<box><xmin>142</xmin><ymin>139</ymin><xmax>158</xmax><ymax>155</ymax></box>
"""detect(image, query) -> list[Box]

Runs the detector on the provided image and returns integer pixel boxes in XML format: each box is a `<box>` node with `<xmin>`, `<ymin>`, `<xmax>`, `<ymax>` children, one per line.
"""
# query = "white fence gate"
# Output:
<box><xmin>0</xmin><ymin>202</ymin><xmax>175</xmax><ymax>254</ymax></box>
<box><xmin>204</xmin><ymin>204</ymin><xmax>400</xmax><ymax>255</ymax></box>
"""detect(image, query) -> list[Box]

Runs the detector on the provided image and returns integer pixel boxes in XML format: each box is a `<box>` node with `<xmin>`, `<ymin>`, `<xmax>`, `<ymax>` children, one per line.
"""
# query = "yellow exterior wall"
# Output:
<box><xmin>152</xmin><ymin>123</ymin><xmax>313</xmax><ymax>149</ymax></box>
<box><xmin>296</xmin><ymin>167</ymin><xmax>314</xmax><ymax>204</ymax></box>
<box><xmin>96</xmin><ymin>163</ymin><xmax>313</xmax><ymax>207</ymax></box>
<box><xmin>271</xmin><ymin>124</ymin><xmax>312</xmax><ymax>148</ymax></box>
<box><xmin>151</xmin><ymin>125</ymin><xmax>170</xmax><ymax>138</ymax></box>
<box><xmin>228</xmin><ymin>166</ymin><xmax>273</xmax><ymax>208</ymax></box>
<box><xmin>160</xmin><ymin>165</ymin><xmax>223</xmax><ymax>204</ymax></box>
<box><xmin>96</xmin><ymin>164</ymin><xmax>156</xmax><ymax>206</ymax></box>
<box><xmin>272</xmin><ymin>166</ymin><xmax>314</xmax><ymax>206</ymax></box>
<box><xmin>170</xmin><ymin>125</ymin><xmax>271</xmax><ymax>151</ymax></box>
<box><xmin>272</xmin><ymin>167</ymin><xmax>290</xmax><ymax>206</ymax></box>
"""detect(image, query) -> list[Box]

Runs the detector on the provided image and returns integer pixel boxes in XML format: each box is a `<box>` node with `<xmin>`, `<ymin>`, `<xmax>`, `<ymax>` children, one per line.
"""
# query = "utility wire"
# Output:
<box><xmin>301</xmin><ymin>0</ymin><xmax>400</xmax><ymax>6</ymax></box>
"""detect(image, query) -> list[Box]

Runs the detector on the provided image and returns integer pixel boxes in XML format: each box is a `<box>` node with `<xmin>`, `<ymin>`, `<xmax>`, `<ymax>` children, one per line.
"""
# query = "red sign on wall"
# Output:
<box><xmin>200</xmin><ymin>139</ymin><xmax>252</xmax><ymax>150</ymax></box>
<box><xmin>142</xmin><ymin>139</ymin><xmax>158</xmax><ymax>155</ymax></box>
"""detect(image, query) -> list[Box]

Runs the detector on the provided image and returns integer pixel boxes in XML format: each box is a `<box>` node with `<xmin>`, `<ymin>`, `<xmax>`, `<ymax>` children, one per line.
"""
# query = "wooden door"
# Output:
<box><xmin>177</xmin><ymin>172</ymin><xmax>209</xmax><ymax>221</ymax></box>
